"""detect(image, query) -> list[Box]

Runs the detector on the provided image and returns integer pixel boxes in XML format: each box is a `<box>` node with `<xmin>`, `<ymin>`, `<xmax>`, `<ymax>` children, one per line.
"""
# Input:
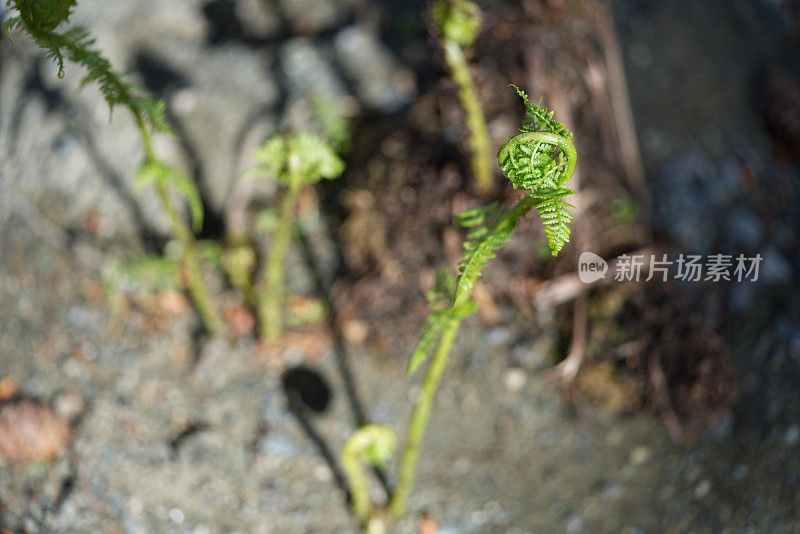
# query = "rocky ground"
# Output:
<box><xmin>1</xmin><ymin>0</ymin><xmax>799</xmax><ymax>533</ymax></box>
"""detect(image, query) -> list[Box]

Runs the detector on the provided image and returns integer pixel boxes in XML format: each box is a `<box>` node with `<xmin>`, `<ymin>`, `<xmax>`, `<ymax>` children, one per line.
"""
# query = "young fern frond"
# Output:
<box><xmin>392</xmin><ymin>85</ymin><xmax>578</xmax><ymax>518</ymax></box>
<box><xmin>5</xmin><ymin>0</ymin><xmax>225</xmax><ymax>336</ymax></box>
<box><xmin>134</xmin><ymin>161</ymin><xmax>204</xmax><ymax>233</ymax></box>
<box><xmin>3</xmin><ymin>0</ymin><xmax>170</xmax><ymax>133</ymax></box>
<box><xmin>249</xmin><ymin>132</ymin><xmax>344</xmax><ymax>341</ymax></box>
<box><xmin>497</xmin><ymin>85</ymin><xmax>577</xmax><ymax>256</ymax></box>
<box><xmin>341</xmin><ymin>425</ymin><xmax>396</xmax><ymax>529</ymax></box>
<box><xmin>432</xmin><ymin>0</ymin><xmax>494</xmax><ymax>193</ymax></box>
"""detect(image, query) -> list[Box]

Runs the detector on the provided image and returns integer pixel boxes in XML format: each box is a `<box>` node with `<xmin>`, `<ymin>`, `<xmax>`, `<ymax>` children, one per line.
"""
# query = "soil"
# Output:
<box><xmin>1</xmin><ymin>0</ymin><xmax>799</xmax><ymax>533</ymax></box>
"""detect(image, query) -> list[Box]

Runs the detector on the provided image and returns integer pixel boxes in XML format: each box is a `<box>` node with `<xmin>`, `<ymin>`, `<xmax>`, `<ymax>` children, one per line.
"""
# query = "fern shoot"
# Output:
<box><xmin>390</xmin><ymin>85</ymin><xmax>577</xmax><ymax>517</ymax></box>
<box><xmin>432</xmin><ymin>0</ymin><xmax>494</xmax><ymax>193</ymax></box>
<box><xmin>3</xmin><ymin>0</ymin><xmax>225</xmax><ymax>336</ymax></box>
<box><xmin>248</xmin><ymin>133</ymin><xmax>344</xmax><ymax>341</ymax></box>
<box><xmin>341</xmin><ymin>425</ymin><xmax>396</xmax><ymax>533</ymax></box>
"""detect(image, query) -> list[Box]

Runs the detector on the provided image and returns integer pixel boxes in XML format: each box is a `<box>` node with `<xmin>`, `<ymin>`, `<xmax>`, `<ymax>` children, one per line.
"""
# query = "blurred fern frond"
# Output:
<box><xmin>3</xmin><ymin>0</ymin><xmax>171</xmax><ymax>133</ymax></box>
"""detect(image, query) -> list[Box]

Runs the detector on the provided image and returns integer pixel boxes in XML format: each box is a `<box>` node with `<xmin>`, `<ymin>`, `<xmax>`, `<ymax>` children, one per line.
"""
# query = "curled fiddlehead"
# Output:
<box><xmin>341</xmin><ymin>425</ymin><xmax>396</xmax><ymax>530</ymax></box>
<box><xmin>391</xmin><ymin>86</ymin><xmax>577</xmax><ymax>518</ymax></box>
<box><xmin>498</xmin><ymin>85</ymin><xmax>576</xmax><ymax>254</ymax></box>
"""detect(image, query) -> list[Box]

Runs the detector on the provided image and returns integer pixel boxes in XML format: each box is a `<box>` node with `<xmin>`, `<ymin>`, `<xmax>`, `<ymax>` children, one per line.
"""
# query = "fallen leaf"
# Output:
<box><xmin>0</xmin><ymin>377</ymin><xmax>17</xmax><ymax>401</ymax></box>
<box><xmin>0</xmin><ymin>400</ymin><xmax>72</xmax><ymax>461</ymax></box>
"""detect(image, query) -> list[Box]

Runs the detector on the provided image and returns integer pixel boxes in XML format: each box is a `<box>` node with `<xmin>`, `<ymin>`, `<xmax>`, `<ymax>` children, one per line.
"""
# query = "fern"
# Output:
<box><xmin>3</xmin><ymin>0</ymin><xmax>170</xmax><ymax>133</ymax></box>
<box><xmin>406</xmin><ymin>87</ymin><xmax>577</xmax><ymax>375</ymax></box>
<box><xmin>134</xmin><ymin>161</ymin><xmax>204</xmax><ymax>233</ymax></box>
<box><xmin>341</xmin><ymin>425</ymin><xmax>396</xmax><ymax>528</ymax></box>
<box><xmin>497</xmin><ymin>85</ymin><xmax>577</xmax><ymax>255</ymax></box>
<box><xmin>431</xmin><ymin>0</ymin><xmax>493</xmax><ymax>192</ymax></box>
<box><xmin>4</xmin><ymin>0</ymin><xmax>225</xmax><ymax>336</ymax></box>
<box><xmin>249</xmin><ymin>132</ymin><xmax>345</xmax><ymax>341</ymax></box>
<box><xmin>392</xmin><ymin>85</ymin><xmax>578</xmax><ymax>517</ymax></box>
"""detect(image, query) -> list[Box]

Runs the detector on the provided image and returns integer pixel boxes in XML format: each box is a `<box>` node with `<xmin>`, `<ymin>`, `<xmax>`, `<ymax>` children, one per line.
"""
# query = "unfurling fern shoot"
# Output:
<box><xmin>432</xmin><ymin>0</ymin><xmax>494</xmax><ymax>193</ymax></box>
<box><xmin>390</xmin><ymin>86</ymin><xmax>577</xmax><ymax>517</ymax></box>
<box><xmin>3</xmin><ymin>0</ymin><xmax>225</xmax><ymax>336</ymax></box>
<box><xmin>341</xmin><ymin>425</ymin><xmax>396</xmax><ymax>533</ymax></box>
<box><xmin>248</xmin><ymin>133</ymin><xmax>344</xmax><ymax>341</ymax></box>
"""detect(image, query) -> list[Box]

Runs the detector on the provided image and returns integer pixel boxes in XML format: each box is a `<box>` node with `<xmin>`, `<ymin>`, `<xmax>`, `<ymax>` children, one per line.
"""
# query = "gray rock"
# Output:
<box><xmin>759</xmin><ymin>246</ymin><xmax>792</xmax><ymax>285</ymax></box>
<box><xmin>237</xmin><ymin>0</ymin><xmax>282</xmax><ymax>38</ymax></box>
<box><xmin>280</xmin><ymin>0</ymin><xmax>344</xmax><ymax>34</ymax></box>
<box><xmin>334</xmin><ymin>25</ymin><xmax>416</xmax><ymax>112</ymax></box>
<box><xmin>725</xmin><ymin>209</ymin><xmax>762</xmax><ymax>250</ymax></box>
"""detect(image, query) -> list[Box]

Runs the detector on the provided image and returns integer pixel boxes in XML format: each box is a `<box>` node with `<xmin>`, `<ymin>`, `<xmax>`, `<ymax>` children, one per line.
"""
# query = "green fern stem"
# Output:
<box><xmin>390</xmin><ymin>192</ymin><xmax>539</xmax><ymax>517</ymax></box>
<box><xmin>442</xmin><ymin>39</ymin><xmax>493</xmax><ymax>193</ymax></box>
<box><xmin>258</xmin><ymin>158</ymin><xmax>302</xmax><ymax>341</ymax></box>
<box><xmin>136</xmin><ymin>116</ymin><xmax>225</xmax><ymax>336</ymax></box>
<box><xmin>341</xmin><ymin>425</ymin><xmax>395</xmax><ymax>530</ymax></box>
<box><xmin>390</xmin><ymin>318</ymin><xmax>459</xmax><ymax>518</ymax></box>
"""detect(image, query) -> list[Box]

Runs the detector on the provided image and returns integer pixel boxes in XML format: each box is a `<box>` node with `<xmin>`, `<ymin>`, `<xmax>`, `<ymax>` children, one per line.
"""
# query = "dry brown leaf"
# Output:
<box><xmin>420</xmin><ymin>512</ymin><xmax>438</xmax><ymax>534</ymax></box>
<box><xmin>225</xmin><ymin>303</ymin><xmax>256</xmax><ymax>336</ymax></box>
<box><xmin>0</xmin><ymin>400</ymin><xmax>72</xmax><ymax>461</ymax></box>
<box><xmin>0</xmin><ymin>377</ymin><xmax>17</xmax><ymax>401</ymax></box>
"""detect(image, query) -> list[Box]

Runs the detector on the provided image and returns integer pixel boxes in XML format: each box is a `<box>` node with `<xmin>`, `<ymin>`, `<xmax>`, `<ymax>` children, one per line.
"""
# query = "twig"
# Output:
<box><xmin>591</xmin><ymin>2</ymin><xmax>651</xmax><ymax>218</ymax></box>
<box><xmin>648</xmin><ymin>353</ymin><xmax>684</xmax><ymax>442</ymax></box>
<box><xmin>533</xmin><ymin>246</ymin><xmax>654</xmax><ymax>309</ymax></box>
<box><xmin>550</xmin><ymin>293</ymin><xmax>587</xmax><ymax>383</ymax></box>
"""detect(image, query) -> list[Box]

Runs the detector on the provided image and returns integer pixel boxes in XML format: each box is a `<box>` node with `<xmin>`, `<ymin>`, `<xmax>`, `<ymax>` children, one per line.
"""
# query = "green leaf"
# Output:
<box><xmin>432</xmin><ymin>0</ymin><xmax>482</xmax><ymax>46</ymax></box>
<box><xmin>249</xmin><ymin>132</ymin><xmax>345</xmax><ymax>185</ymax></box>
<box><xmin>135</xmin><ymin>161</ymin><xmax>204</xmax><ymax>233</ymax></box>
<box><xmin>291</xmin><ymin>132</ymin><xmax>345</xmax><ymax>182</ymax></box>
<box><xmin>497</xmin><ymin>86</ymin><xmax>578</xmax><ymax>255</ymax></box>
<box><xmin>532</xmin><ymin>188</ymin><xmax>574</xmax><ymax>255</ymax></box>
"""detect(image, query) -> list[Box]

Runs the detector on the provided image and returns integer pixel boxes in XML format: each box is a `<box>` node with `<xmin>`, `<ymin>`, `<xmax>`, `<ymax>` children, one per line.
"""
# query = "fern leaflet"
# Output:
<box><xmin>407</xmin><ymin>86</ymin><xmax>578</xmax><ymax>375</ymax></box>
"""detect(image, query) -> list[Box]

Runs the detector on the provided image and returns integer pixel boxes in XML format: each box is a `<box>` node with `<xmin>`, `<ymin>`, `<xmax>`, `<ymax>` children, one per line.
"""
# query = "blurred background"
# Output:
<box><xmin>1</xmin><ymin>0</ymin><xmax>799</xmax><ymax>532</ymax></box>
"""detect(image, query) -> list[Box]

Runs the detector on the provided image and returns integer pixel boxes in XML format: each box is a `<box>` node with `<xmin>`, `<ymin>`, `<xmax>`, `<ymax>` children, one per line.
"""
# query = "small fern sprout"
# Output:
<box><xmin>3</xmin><ymin>0</ymin><xmax>225</xmax><ymax>335</ymax></box>
<box><xmin>249</xmin><ymin>133</ymin><xmax>344</xmax><ymax>341</ymax></box>
<box><xmin>341</xmin><ymin>425</ymin><xmax>396</xmax><ymax>532</ymax></box>
<box><xmin>390</xmin><ymin>85</ymin><xmax>577</xmax><ymax>517</ymax></box>
<box><xmin>497</xmin><ymin>85</ymin><xmax>577</xmax><ymax>255</ymax></box>
<box><xmin>432</xmin><ymin>0</ymin><xmax>494</xmax><ymax>193</ymax></box>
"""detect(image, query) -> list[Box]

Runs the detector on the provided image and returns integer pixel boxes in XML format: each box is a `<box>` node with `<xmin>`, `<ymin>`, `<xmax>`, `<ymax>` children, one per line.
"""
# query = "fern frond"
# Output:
<box><xmin>4</xmin><ymin>0</ymin><xmax>171</xmax><ymax>134</ymax></box>
<box><xmin>407</xmin><ymin>309</ymin><xmax>450</xmax><ymax>376</ymax></box>
<box><xmin>407</xmin><ymin>85</ymin><xmax>579</xmax><ymax>374</ymax></box>
<box><xmin>407</xmin><ymin>300</ymin><xmax>477</xmax><ymax>376</ymax></box>
<box><xmin>532</xmin><ymin>188</ymin><xmax>575</xmax><ymax>255</ymax></box>
<box><xmin>135</xmin><ymin>161</ymin><xmax>204</xmax><ymax>233</ymax></box>
<box><xmin>497</xmin><ymin>87</ymin><xmax>578</xmax><ymax>255</ymax></box>
<box><xmin>249</xmin><ymin>133</ymin><xmax>344</xmax><ymax>185</ymax></box>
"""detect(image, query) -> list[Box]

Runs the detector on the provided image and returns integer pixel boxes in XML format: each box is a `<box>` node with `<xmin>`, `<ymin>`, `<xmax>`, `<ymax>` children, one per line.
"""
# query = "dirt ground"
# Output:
<box><xmin>1</xmin><ymin>0</ymin><xmax>799</xmax><ymax>532</ymax></box>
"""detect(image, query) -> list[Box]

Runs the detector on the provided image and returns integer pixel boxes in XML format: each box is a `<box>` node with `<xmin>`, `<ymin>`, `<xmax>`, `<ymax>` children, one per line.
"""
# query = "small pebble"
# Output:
<box><xmin>629</xmin><ymin>446</ymin><xmax>651</xmax><ymax>466</ymax></box>
<box><xmin>694</xmin><ymin>479</ymin><xmax>711</xmax><ymax>499</ymax></box>
<box><xmin>784</xmin><ymin>425</ymin><xmax>800</xmax><ymax>446</ymax></box>
<box><xmin>503</xmin><ymin>368</ymin><xmax>527</xmax><ymax>392</ymax></box>
<box><xmin>565</xmin><ymin>515</ymin><xmax>584</xmax><ymax>533</ymax></box>
<box><xmin>732</xmin><ymin>464</ymin><xmax>749</xmax><ymax>481</ymax></box>
<box><xmin>168</xmin><ymin>507</ymin><xmax>185</xmax><ymax>524</ymax></box>
<box><xmin>313</xmin><ymin>463</ymin><xmax>332</xmax><ymax>482</ymax></box>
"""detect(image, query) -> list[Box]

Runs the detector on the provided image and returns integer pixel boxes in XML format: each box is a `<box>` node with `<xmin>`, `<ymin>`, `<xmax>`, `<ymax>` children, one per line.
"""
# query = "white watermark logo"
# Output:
<box><xmin>578</xmin><ymin>253</ymin><xmax>763</xmax><ymax>284</ymax></box>
<box><xmin>578</xmin><ymin>251</ymin><xmax>609</xmax><ymax>283</ymax></box>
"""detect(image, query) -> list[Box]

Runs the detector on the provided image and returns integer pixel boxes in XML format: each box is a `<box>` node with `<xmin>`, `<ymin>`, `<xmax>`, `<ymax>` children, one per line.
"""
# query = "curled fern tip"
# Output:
<box><xmin>497</xmin><ymin>87</ymin><xmax>578</xmax><ymax>255</ymax></box>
